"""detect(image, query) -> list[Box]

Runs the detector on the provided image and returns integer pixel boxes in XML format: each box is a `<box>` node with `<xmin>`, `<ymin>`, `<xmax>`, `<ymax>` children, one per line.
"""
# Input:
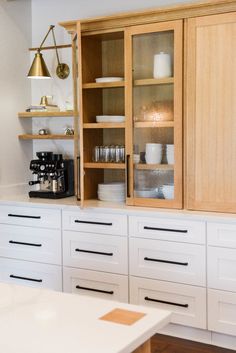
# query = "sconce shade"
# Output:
<box><xmin>27</xmin><ymin>51</ymin><xmax>51</xmax><ymax>79</ymax></box>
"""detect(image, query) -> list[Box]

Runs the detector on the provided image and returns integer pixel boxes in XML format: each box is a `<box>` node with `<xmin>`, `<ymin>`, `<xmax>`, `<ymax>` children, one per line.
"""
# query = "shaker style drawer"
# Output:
<box><xmin>130</xmin><ymin>276</ymin><xmax>206</xmax><ymax>329</ymax></box>
<box><xmin>208</xmin><ymin>289</ymin><xmax>236</xmax><ymax>336</ymax></box>
<box><xmin>63</xmin><ymin>231</ymin><xmax>128</xmax><ymax>274</ymax></box>
<box><xmin>0</xmin><ymin>224</ymin><xmax>61</xmax><ymax>265</ymax></box>
<box><xmin>63</xmin><ymin>267</ymin><xmax>128</xmax><ymax>302</ymax></box>
<box><xmin>62</xmin><ymin>210</ymin><xmax>127</xmax><ymax>236</ymax></box>
<box><xmin>208</xmin><ymin>247</ymin><xmax>236</xmax><ymax>292</ymax></box>
<box><xmin>0</xmin><ymin>257</ymin><xmax>62</xmax><ymax>291</ymax></box>
<box><xmin>208</xmin><ymin>222</ymin><xmax>236</xmax><ymax>248</ymax></box>
<box><xmin>130</xmin><ymin>238</ymin><xmax>206</xmax><ymax>286</ymax></box>
<box><xmin>0</xmin><ymin>205</ymin><xmax>61</xmax><ymax>229</ymax></box>
<box><xmin>129</xmin><ymin>216</ymin><xmax>206</xmax><ymax>244</ymax></box>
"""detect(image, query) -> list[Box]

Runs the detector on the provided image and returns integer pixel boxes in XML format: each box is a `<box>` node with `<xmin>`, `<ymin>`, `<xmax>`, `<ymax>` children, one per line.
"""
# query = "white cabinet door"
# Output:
<box><xmin>129</xmin><ymin>216</ymin><xmax>206</xmax><ymax>244</ymax></box>
<box><xmin>0</xmin><ymin>257</ymin><xmax>62</xmax><ymax>291</ymax></box>
<box><xmin>63</xmin><ymin>211</ymin><xmax>127</xmax><ymax>236</ymax></box>
<box><xmin>63</xmin><ymin>231</ymin><xmax>128</xmax><ymax>274</ymax></box>
<box><xmin>0</xmin><ymin>224</ymin><xmax>61</xmax><ymax>265</ymax></box>
<box><xmin>130</xmin><ymin>238</ymin><xmax>206</xmax><ymax>286</ymax></box>
<box><xmin>0</xmin><ymin>205</ymin><xmax>61</xmax><ymax>229</ymax></box>
<box><xmin>208</xmin><ymin>289</ymin><xmax>236</xmax><ymax>336</ymax></box>
<box><xmin>208</xmin><ymin>222</ymin><xmax>236</xmax><ymax>248</ymax></box>
<box><xmin>63</xmin><ymin>267</ymin><xmax>128</xmax><ymax>302</ymax></box>
<box><xmin>130</xmin><ymin>276</ymin><xmax>206</xmax><ymax>329</ymax></box>
<box><xmin>208</xmin><ymin>247</ymin><xmax>236</xmax><ymax>292</ymax></box>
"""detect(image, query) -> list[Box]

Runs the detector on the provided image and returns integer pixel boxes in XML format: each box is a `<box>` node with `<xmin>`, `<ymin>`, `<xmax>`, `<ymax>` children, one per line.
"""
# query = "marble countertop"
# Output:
<box><xmin>0</xmin><ymin>283</ymin><xmax>170</xmax><ymax>353</ymax></box>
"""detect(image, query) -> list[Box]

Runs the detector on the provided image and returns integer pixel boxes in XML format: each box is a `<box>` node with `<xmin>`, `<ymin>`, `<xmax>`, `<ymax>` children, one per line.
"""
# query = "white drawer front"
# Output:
<box><xmin>0</xmin><ymin>258</ymin><xmax>62</xmax><ymax>291</ymax></box>
<box><xmin>0</xmin><ymin>224</ymin><xmax>61</xmax><ymax>265</ymax></box>
<box><xmin>130</xmin><ymin>238</ymin><xmax>206</xmax><ymax>286</ymax></box>
<box><xmin>130</xmin><ymin>276</ymin><xmax>206</xmax><ymax>329</ymax></box>
<box><xmin>63</xmin><ymin>267</ymin><xmax>128</xmax><ymax>302</ymax></box>
<box><xmin>129</xmin><ymin>216</ymin><xmax>205</xmax><ymax>244</ymax></box>
<box><xmin>208</xmin><ymin>289</ymin><xmax>236</xmax><ymax>336</ymax></box>
<box><xmin>208</xmin><ymin>247</ymin><xmax>236</xmax><ymax>292</ymax></box>
<box><xmin>63</xmin><ymin>211</ymin><xmax>127</xmax><ymax>236</ymax></box>
<box><xmin>63</xmin><ymin>231</ymin><xmax>128</xmax><ymax>274</ymax></box>
<box><xmin>0</xmin><ymin>205</ymin><xmax>61</xmax><ymax>229</ymax></box>
<box><xmin>208</xmin><ymin>222</ymin><xmax>236</xmax><ymax>248</ymax></box>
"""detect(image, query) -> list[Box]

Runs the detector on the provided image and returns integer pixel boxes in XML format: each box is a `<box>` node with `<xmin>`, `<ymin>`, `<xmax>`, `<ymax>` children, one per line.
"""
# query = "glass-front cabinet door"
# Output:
<box><xmin>125</xmin><ymin>20</ymin><xmax>183</xmax><ymax>208</ymax></box>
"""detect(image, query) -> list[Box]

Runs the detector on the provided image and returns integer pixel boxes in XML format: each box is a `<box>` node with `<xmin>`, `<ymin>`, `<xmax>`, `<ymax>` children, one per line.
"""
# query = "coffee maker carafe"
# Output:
<box><xmin>29</xmin><ymin>151</ymin><xmax>74</xmax><ymax>199</ymax></box>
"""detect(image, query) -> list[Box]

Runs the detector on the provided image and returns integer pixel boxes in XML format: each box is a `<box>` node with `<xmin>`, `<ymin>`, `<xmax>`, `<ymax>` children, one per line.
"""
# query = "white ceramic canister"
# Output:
<box><xmin>153</xmin><ymin>52</ymin><xmax>172</xmax><ymax>78</ymax></box>
<box><xmin>145</xmin><ymin>143</ymin><xmax>163</xmax><ymax>164</ymax></box>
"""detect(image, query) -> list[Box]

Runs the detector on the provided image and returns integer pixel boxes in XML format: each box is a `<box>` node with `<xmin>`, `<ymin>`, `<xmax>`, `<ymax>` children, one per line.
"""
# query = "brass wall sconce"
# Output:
<box><xmin>28</xmin><ymin>25</ymin><xmax>70</xmax><ymax>80</ymax></box>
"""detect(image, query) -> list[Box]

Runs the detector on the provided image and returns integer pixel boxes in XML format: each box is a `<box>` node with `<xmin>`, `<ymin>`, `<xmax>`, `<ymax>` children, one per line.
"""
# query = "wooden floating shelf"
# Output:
<box><xmin>134</xmin><ymin>77</ymin><xmax>174</xmax><ymax>86</ymax></box>
<box><xmin>83</xmin><ymin>123</ymin><xmax>125</xmax><ymax>129</ymax></box>
<box><xmin>18</xmin><ymin>111</ymin><xmax>74</xmax><ymax>118</ymax></box>
<box><xmin>82</xmin><ymin>82</ymin><xmax>125</xmax><ymax>89</ymax></box>
<box><xmin>18</xmin><ymin>134</ymin><xmax>74</xmax><ymax>140</ymax></box>
<box><xmin>84</xmin><ymin>162</ymin><xmax>125</xmax><ymax>169</ymax></box>
<box><xmin>135</xmin><ymin>163</ymin><xmax>174</xmax><ymax>170</ymax></box>
<box><xmin>134</xmin><ymin>121</ymin><xmax>174</xmax><ymax>128</ymax></box>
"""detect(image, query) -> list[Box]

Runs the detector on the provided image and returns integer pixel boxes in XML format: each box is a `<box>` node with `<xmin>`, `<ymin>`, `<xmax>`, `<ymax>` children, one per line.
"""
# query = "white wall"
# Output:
<box><xmin>31</xmin><ymin>0</ymin><xmax>197</xmax><ymax>159</ymax></box>
<box><xmin>0</xmin><ymin>0</ymin><xmax>32</xmax><ymax>195</ymax></box>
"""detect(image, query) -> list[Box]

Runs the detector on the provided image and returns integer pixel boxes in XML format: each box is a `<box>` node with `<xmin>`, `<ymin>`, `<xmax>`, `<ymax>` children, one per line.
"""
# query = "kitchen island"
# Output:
<box><xmin>0</xmin><ymin>282</ymin><xmax>171</xmax><ymax>353</ymax></box>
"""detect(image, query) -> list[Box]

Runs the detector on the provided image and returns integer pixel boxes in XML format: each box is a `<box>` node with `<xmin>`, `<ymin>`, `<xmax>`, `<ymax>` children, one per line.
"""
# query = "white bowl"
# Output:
<box><xmin>134</xmin><ymin>188</ymin><xmax>158</xmax><ymax>198</ymax></box>
<box><xmin>162</xmin><ymin>185</ymin><xmax>174</xmax><ymax>199</ymax></box>
<box><xmin>95</xmin><ymin>77</ymin><xmax>124</xmax><ymax>83</ymax></box>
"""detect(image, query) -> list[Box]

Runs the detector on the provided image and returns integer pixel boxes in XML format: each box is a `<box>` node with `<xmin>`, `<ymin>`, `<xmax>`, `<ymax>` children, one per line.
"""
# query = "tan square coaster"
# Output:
<box><xmin>99</xmin><ymin>308</ymin><xmax>146</xmax><ymax>326</ymax></box>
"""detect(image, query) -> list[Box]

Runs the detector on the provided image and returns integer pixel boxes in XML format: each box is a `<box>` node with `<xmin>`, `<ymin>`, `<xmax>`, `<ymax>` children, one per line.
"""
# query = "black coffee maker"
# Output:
<box><xmin>29</xmin><ymin>152</ymin><xmax>74</xmax><ymax>199</ymax></box>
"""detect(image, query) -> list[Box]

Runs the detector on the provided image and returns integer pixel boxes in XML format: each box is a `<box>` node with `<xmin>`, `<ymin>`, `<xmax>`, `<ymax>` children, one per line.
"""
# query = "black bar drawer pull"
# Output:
<box><xmin>8</xmin><ymin>214</ymin><xmax>41</xmax><ymax>220</ymax></box>
<box><xmin>9</xmin><ymin>240</ymin><xmax>42</xmax><ymax>247</ymax></box>
<box><xmin>75</xmin><ymin>248</ymin><xmax>113</xmax><ymax>256</ymax></box>
<box><xmin>144</xmin><ymin>226</ymin><xmax>188</xmax><ymax>233</ymax></box>
<box><xmin>74</xmin><ymin>220</ymin><xmax>112</xmax><ymax>226</ymax></box>
<box><xmin>144</xmin><ymin>257</ymin><xmax>188</xmax><ymax>266</ymax></box>
<box><xmin>145</xmin><ymin>296</ymin><xmax>189</xmax><ymax>308</ymax></box>
<box><xmin>10</xmin><ymin>274</ymin><xmax>43</xmax><ymax>283</ymax></box>
<box><xmin>76</xmin><ymin>285</ymin><xmax>114</xmax><ymax>295</ymax></box>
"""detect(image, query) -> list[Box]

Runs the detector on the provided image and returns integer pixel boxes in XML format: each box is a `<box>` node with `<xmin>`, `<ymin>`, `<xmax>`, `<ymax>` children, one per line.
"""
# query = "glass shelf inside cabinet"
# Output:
<box><xmin>132</xmin><ymin>29</ymin><xmax>175</xmax><ymax>201</ymax></box>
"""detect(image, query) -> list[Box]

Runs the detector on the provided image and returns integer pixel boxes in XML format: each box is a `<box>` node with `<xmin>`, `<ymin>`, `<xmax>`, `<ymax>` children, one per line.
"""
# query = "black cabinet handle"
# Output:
<box><xmin>74</xmin><ymin>220</ymin><xmax>112</xmax><ymax>226</ymax></box>
<box><xmin>77</xmin><ymin>156</ymin><xmax>81</xmax><ymax>201</ymax></box>
<box><xmin>144</xmin><ymin>226</ymin><xmax>188</xmax><ymax>233</ymax></box>
<box><xmin>76</xmin><ymin>285</ymin><xmax>114</xmax><ymax>295</ymax></box>
<box><xmin>126</xmin><ymin>154</ymin><xmax>130</xmax><ymax>198</ymax></box>
<box><xmin>8</xmin><ymin>214</ymin><xmax>41</xmax><ymax>220</ymax></box>
<box><xmin>10</xmin><ymin>274</ymin><xmax>43</xmax><ymax>283</ymax></box>
<box><xmin>75</xmin><ymin>248</ymin><xmax>113</xmax><ymax>256</ymax></box>
<box><xmin>144</xmin><ymin>257</ymin><xmax>188</xmax><ymax>266</ymax></box>
<box><xmin>9</xmin><ymin>240</ymin><xmax>42</xmax><ymax>247</ymax></box>
<box><xmin>145</xmin><ymin>296</ymin><xmax>189</xmax><ymax>308</ymax></box>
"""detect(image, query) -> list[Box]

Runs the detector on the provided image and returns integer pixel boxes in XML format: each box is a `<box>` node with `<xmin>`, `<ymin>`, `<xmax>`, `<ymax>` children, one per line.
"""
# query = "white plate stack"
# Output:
<box><xmin>98</xmin><ymin>182</ymin><xmax>125</xmax><ymax>202</ymax></box>
<box><xmin>166</xmin><ymin>144</ymin><xmax>174</xmax><ymax>164</ymax></box>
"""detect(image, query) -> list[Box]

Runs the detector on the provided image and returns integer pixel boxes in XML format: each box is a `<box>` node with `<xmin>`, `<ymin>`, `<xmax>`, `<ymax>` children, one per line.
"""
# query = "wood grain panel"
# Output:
<box><xmin>186</xmin><ymin>12</ymin><xmax>236</xmax><ymax>212</ymax></box>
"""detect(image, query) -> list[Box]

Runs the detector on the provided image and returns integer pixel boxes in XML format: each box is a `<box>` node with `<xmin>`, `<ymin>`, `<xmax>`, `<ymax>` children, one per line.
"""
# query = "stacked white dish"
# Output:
<box><xmin>162</xmin><ymin>184</ymin><xmax>174</xmax><ymax>199</ymax></box>
<box><xmin>96</xmin><ymin>115</ymin><xmax>125</xmax><ymax>123</ymax></box>
<box><xmin>98</xmin><ymin>182</ymin><xmax>125</xmax><ymax>202</ymax></box>
<box><xmin>166</xmin><ymin>144</ymin><xmax>174</xmax><ymax>164</ymax></box>
<box><xmin>95</xmin><ymin>77</ymin><xmax>124</xmax><ymax>83</ymax></box>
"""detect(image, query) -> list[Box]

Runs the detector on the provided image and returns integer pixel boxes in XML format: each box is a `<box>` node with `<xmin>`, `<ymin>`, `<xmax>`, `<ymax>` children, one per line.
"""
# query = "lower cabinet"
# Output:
<box><xmin>63</xmin><ymin>267</ymin><xmax>128</xmax><ymax>302</ymax></box>
<box><xmin>0</xmin><ymin>257</ymin><xmax>62</xmax><ymax>291</ymax></box>
<box><xmin>130</xmin><ymin>276</ymin><xmax>206</xmax><ymax>329</ymax></box>
<box><xmin>208</xmin><ymin>289</ymin><xmax>236</xmax><ymax>336</ymax></box>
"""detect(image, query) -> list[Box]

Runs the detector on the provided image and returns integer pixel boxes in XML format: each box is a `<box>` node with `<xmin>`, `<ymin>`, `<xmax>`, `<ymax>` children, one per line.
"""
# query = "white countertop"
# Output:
<box><xmin>0</xmin><ymin>283</ymin><xmax>170</xmax><ymax>353</ymax></box>
<box><xmin>0</xmin><ymin>192</ymin><xmax>236</xmax><ymax>222</ymax></box>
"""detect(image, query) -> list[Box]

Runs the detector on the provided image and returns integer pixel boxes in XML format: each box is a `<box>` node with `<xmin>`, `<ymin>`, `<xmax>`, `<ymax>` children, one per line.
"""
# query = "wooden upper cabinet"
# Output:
<box><xmin>186</xmin><ymin>12</ymin><xmax>236</xmax><ymax>213</ymax></box>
